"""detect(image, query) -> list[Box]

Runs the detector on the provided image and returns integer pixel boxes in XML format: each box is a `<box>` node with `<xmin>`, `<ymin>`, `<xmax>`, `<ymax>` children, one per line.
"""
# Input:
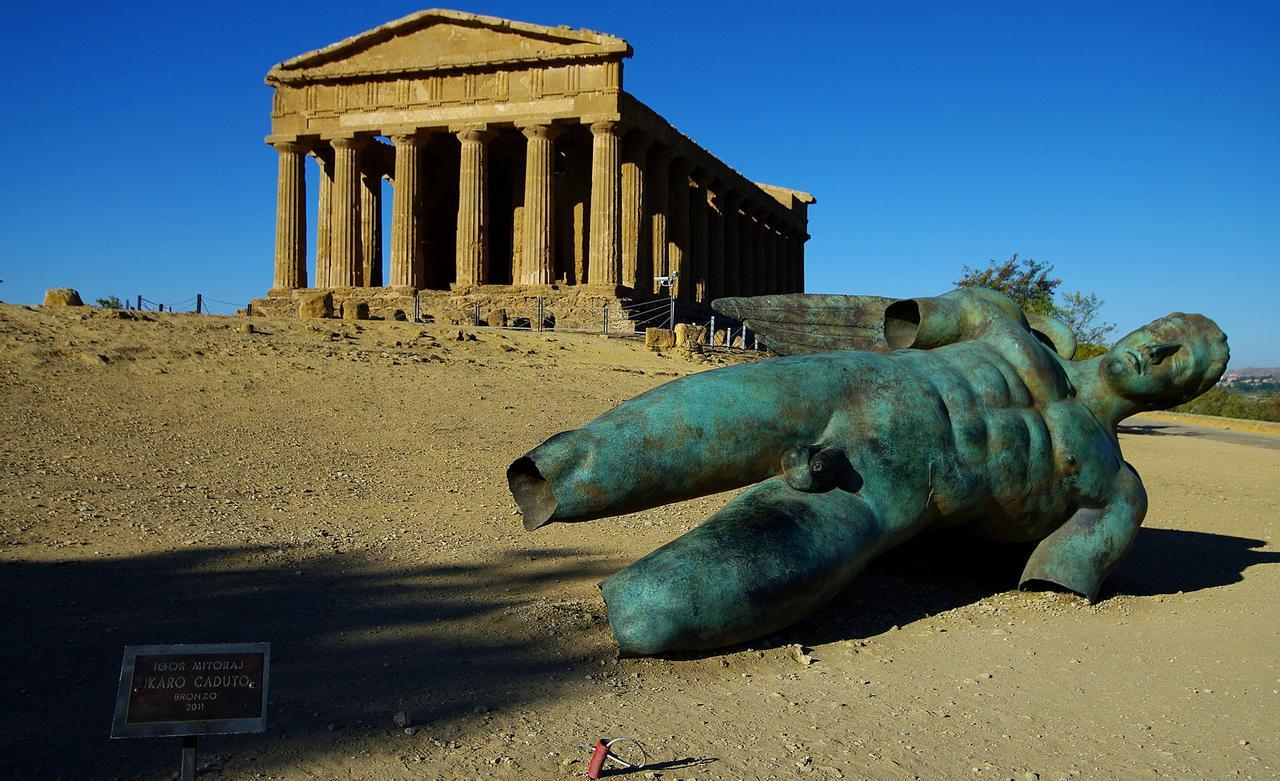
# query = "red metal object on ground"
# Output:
<box><xmin>586</xmin><ymin>739</ymin><xmax>610</xmax><ymax>779</ymax></box>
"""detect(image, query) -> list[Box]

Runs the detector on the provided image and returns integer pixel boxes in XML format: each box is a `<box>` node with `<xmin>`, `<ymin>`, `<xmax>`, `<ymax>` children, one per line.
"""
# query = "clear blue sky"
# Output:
<box><xmin>2</xmin><ymin>1</ymin><xmax>1276</xmax><ymax>365</ymax></box>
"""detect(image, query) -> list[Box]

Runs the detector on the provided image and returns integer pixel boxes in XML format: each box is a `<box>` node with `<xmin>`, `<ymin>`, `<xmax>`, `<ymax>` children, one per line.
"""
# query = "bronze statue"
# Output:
<box><xmin>507</xmin><ymin>288</ymin><xmax>1228</xmax><ymax>655</ymax></box>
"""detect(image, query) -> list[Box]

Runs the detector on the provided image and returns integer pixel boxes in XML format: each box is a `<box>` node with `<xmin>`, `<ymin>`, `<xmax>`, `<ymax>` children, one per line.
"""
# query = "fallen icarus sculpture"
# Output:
<box><xmin>507</xmin><ymin>288</ymin><xmax>1228</xmax><ymax>655</ymax></box>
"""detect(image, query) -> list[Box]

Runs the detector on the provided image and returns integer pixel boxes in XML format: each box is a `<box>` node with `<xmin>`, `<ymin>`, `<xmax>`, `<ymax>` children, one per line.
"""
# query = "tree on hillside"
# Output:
<box><xmin>95</xmin><ymin>295</ymin><xmax>124</xmax><ymax>309</ymax></box>
<box><xmin>956</xmin><ymin>254</ymin><xmax>1115</xmax><ymax>356</ymax></box>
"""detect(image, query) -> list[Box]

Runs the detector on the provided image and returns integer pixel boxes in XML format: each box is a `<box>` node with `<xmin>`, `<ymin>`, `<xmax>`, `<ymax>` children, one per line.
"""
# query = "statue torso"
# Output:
<box><xmin>876</xmin><ymin>320</ymin><xmax>1126</xmax><ymax>542</ymax></box>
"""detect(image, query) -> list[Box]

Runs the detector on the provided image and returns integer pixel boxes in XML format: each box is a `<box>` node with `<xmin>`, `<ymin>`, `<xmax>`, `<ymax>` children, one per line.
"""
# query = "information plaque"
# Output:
<box><xmin>111</xmin><ymin>642</ymin><xmax>270</xmax><ymax>738</ymax></box>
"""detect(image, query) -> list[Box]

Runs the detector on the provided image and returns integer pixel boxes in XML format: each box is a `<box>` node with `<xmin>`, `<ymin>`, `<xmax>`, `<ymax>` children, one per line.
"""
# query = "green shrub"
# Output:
<box><xmin>1173</xmin><ymin>387</ymin><xmax>1280</xmax><ymax>423</ymax></box>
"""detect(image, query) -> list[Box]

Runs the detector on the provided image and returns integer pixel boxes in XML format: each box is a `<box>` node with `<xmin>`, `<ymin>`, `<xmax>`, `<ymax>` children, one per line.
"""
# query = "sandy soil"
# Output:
<box><xmin>1</xmin><ymin>303</ymin><xmax>1276</xmax><ymax>781</ymax></box>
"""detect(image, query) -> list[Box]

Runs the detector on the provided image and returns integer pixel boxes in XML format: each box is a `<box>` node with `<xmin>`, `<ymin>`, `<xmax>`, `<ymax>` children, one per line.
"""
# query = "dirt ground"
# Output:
<box><xmin>1</xmin><ymin>303</ymin><xmax>1276</xmax><ymax>781</ymax></box>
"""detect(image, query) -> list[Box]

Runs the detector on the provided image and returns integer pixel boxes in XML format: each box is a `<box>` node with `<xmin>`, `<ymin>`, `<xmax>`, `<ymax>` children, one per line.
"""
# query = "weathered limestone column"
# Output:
<box><xmin>783</xmin><ymin>233</ymin><xmax>793</xmax><ymax>293</ymax></box>
<box><xmin>776</xmin><ymin>231</ymin><xmax>791</xmax><ymax>293</ymax></box>
<box><xmin>511</xmin><ymin>149</ymin><xmax>525</xmax><ymax>286</ymax></box>
<box><xmin>776</xmin><ymin>229</ymin><xmax>787</xmax><ymax>293</ymax></box>
<box><xmin>329</xmin><ymin>136</ymin><xmax>365</xmax><ymax>287</ymax></box>
<box><xmin>620</xmin><ymin>133</ymin><xmax>652</xmax><ymax>291</ymax></box>
<box><xmin>706</xmin><ymin>181</ymin><xmax>727</xmax><ymax>300</ymax></box>
<box><xmin>360</xmin><ymin>166</ymin><xmax>382</xmax><ymax>287</ymax></box>
<box><xmin>454</xmin><ymin>127</ymin><xmax>493</xmax><ymax>288</ymax></box>
<box><xmin>646</xmin><ymin>147</ymin><xmax>671</xmax><ymax>294</ymax></box>
<box><xmin>739</xmin><ymin>211</ymin><xmax>755</xmax><ymax>296</ymax></box>
<box><xmin>707</xmin><ymin>183</ymin><xmax>725</xmax><ymax>302</ymax></box>
<box><xmin>314</xmin><ymin>149</ymin><xmax>334</xmax><ymax>288</ymax></box>
<box><xmin>389</xmin><ymin>134</ymin><xmax>422</xmax><ymax>290</ymax></box>
<box><xmin>722</xmin><ymin>193</ymin><xmax>740</xmax><ymax>296</ymax></box>
<box><xmin>587</xmin><ymin>120</ymin><xmax>622</xmax><ymax>288</ymax></box>
<box><xmin>795</xmin><ymin>235</ymin><xmax>806</xmax><ymax>293</ymax></box>
<box><xmin>689</xmin><ymin>172</ymin><xmax>709</xmax><ymax>303</ymax></box>
<box><xmin>765</xmin><ymin>227</ymin><xmax>777</xmax><ymax>294</ymax></box>
<box><xmin>669</xmin><ymin>157</ymin><xmax>691</xmax><ymax>300</ymax></box>
<box><xmin>755</xmin><ymin>219</ymin><xmax>770</xmax><ymax>295</ymax></box>
<box><xmin>519</xmin><ymin>123</ymin><xmax>559</xmax><ymax>285</ymax></box>
<box><xmin>271</xmin><ymin>141</ymin><xmax>307</xmax><ymax>294</ymax></box>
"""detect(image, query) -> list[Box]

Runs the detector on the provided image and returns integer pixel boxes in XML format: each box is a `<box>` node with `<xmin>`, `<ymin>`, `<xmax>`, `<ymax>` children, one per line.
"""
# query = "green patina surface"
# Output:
<box><xmin>507</xmin><ymin>288</ymin><xmax>1229</xmax><ymax>655</ymax></box>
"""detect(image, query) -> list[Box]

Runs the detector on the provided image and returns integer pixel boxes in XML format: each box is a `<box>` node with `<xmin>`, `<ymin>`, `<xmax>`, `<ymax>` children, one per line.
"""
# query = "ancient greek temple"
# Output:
<box><xmin>257</xmin><ymin>9</ymin><xmax>815</xmax><ymax>325</ymax></box>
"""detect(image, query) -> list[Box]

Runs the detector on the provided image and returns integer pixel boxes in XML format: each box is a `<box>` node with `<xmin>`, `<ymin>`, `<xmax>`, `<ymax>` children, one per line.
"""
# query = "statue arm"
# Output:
<box><xmin>1018</xmin><ymin>465</ymin><xmax>1147</xmax><ymax>602</ymax></box>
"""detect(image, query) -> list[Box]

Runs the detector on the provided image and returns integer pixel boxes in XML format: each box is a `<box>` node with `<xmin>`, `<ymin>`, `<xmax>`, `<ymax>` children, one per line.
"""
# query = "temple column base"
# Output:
<box><xmin>582</xmin><ymin>284</ymin><xmax>631</xmax><ymax>298</ymax></box>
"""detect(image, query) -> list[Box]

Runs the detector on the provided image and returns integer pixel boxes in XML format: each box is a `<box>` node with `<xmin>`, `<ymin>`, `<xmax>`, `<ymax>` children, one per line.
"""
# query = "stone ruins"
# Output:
<box><xmin>255</xmin><ymin>9</ymin><xmax>815</xmax><ymax>326</ymax></box>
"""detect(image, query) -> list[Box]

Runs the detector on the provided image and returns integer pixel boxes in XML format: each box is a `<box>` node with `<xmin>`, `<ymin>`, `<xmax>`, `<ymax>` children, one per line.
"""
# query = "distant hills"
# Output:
<box><xmin>1220</xmin><ymin>368</ymin><xmax>1280</xmax><ymax>393</ymax></box>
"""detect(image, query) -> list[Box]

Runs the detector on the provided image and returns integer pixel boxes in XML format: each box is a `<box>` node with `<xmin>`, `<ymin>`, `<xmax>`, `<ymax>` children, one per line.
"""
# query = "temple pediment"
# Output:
<box><xmin>266</xmin><ymin>9</ymin><xmax>631</xmax><ymax>85</ymax></box>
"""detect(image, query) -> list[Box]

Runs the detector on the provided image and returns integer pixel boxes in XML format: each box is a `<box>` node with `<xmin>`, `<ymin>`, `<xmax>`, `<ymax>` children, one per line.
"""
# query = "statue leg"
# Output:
<box><xmin>601</xmin><ymin>478</ymin><xmax>907</xmax><ymax>655</ymax></box>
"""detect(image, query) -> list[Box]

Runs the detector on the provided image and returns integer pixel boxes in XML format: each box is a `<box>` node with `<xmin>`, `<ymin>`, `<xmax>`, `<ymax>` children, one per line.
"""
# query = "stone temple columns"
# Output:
<box><xmin>360</xmin><ymin>166</ymin><xmax>382</xmax><ymax>287</ymax></box>
<box><xmin>455</xmin><ymin>127</ymin><xmax>493</xmax><ymax>288</ymax></box>
<box><xmin>783</xmin><ymin>233</ymin><xmax>793</xmax><ymax>293</ymax></box>
<box><xmin>314</xmin><ymin>150</ymin><xmax>334</xmax><ymax>288</ymax></box>
<box><xmin>389</xmin><ymin>134</ymin><xmax>423</xmax><ymax>289</ymax></box>
<box><xmin>722</xmin><ymin>193</ymin><xmax>740</xmax><ymax>296</ymax></box>
<box><xmin>754</xmin><ymin>218</ymin><xmax>770</xmax><ymax>296</ymax></box>
<box><xmin>329</xmin><ymin>136</ymin><xmax>365</xmax><ymax>287</ymax></box>
<box><xmin>621</xmin><ymin>133</ymin><xmax>652</xmax><ymax>291</ymax></box>
<box><xmin>762</xmin><ymin>227</ymin><xmax>773</xmax><ymax>294</ymax></box>
<box><xmin>519</xmin><ymin>123</ymin><xmax>559</xmax><ymax>285</ymax></box>
<box><xmin>646</xmin><ymin>147</ymin><xmax>671</xmax><ymax>294</ymax></box>
<box><xmin>780</xmin><ymin>230</ymin><xmax>790</xmax><ymax>293</ymax></box>
<box><xmin>669</xmin><ymin>158</ymin><xmax>691</xmax><ymax>300</ymax></box>
<box><xmin>689</xmin><ymin>171</ymin><xmax>709</xmax><ymax>303</ymax></box>
<box><xmin>707</xmin><ymin>184</ymin><xmax>725</xmax><ymax>303</ymax></box>
<box><xmin>587</xmin><ymin>120</ymin><xmax>622</xmax><ymax>288</ymax></box>
<box><xmin>794</xmin><ymin>235</ymin><xmax>806</xmax><ymax>293</ymax></box>
<box><xmin>271</xmin><ymin>141</ymin><xmax>307</xmax><ymax>294</ymax></box>
<box><xmin>739</xmin><ymin>212</ymin><xmax>755</xmax><ymax>296</ymax></box>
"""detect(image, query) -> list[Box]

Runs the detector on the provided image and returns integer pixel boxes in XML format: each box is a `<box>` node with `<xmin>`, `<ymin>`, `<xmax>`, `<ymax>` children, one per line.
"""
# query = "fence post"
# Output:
<box><xmin>473</xmin><ymin>302</ymin><xmax>481</xmax><ymax>327</ymax></box>
<box><xmin>754</xmin><ymin>334</ymin><xmax>759</xmax><ymax>351</ymax></box>
<box><xmin>136</xmin><ymin>295</ymin><xmax>142</xmax><ymax>310</ymax></box>
<box><xmin>413</xmin><ymin>291</ymin><xmax>420</xmax><ymax>322</ymax></box>
<box><xmin>710</xmin><ymin>315</ymin><xmax>715</xmax><ymax>347</ymax></box>
<box><xmin>195</xmin><ymin>293</ymin><xmax>202</xmax><ymax>314</ymax></box>
<box><xmin>602</xmin><ymin>302</ymin><xmax>609</xmax><ymax>336</ymax></box>
<box><xmin>536</xmin><ymin>297</ymin><xmax>543</xmax><ymax>333</ymax></box>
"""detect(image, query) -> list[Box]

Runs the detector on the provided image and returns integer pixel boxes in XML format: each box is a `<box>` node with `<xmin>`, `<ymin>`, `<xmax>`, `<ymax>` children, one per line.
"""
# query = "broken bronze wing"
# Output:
<box><xmin>711</xmin><ymin>294</ymin><xmax>897</xmax><ymax>355</ymax></box>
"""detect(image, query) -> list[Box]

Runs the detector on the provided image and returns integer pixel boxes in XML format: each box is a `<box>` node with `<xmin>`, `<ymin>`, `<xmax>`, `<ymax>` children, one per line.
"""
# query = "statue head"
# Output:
<box><xmin>1101</xmin><ymin>312</ymin><xmax>1228</xmax><ymax>409</ymax></box>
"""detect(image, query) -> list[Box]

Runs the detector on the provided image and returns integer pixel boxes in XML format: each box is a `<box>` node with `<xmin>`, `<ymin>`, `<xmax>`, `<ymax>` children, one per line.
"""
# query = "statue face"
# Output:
<box><xmin>1102</xmin><ymin>313</ymin><xmax>1228</xmax><ymax>407</ymax></box>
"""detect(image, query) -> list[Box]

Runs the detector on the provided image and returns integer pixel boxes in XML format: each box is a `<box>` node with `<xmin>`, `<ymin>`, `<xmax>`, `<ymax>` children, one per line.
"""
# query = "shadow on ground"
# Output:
<box><xmin>0</xmin><ymin>546</ymin><xmax>614</xmax><ymax>779</ymax></box>
<box><xmin>1118</xmin><ymin>422</ymin><xmax>1205</xmax><ymax>437</ymax></box>
<box><xmin>5</xmin><ymin>529</ymin><xmax>1275</xmax><ymax>776</ymax></box>
<box><xmin>749</xmin><ymin>526</ymin><xmax>1279</xmax><ymax>653</ymax></box>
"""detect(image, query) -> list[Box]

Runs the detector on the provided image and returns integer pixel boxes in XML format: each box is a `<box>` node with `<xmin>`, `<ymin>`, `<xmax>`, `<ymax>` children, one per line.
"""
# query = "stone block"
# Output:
<box><xmin>645</xmin><ymin>328</ymin><xmax>675</xmax><ymax>350</ymax></box>
<box><xmin>731</xmin><ymin>335</ymin><xmax>745</xmax><ymax>349</ymax></box>
<box><xmin>342</xmin><ymin>301</ymin><xmax>370</xmax><ymax>321</ymax></box>
<box><xmin>674</xmin><ymin>323</ymin><xmax>706</xmax><ymax>348</ymax></box>
<box><xmin>298</xmin><ymin>292</ymin><xmax>334</xmax><ymax>319</ymax></box>
<box><xmin>43</xmin><ymin>288</ymin><xmax>84</xmax><ymax>307</ymax></box>
<box><xmin>712</xmin><ymin>329</ymin><xmax>728</xmax><ymax>346</ymax></box>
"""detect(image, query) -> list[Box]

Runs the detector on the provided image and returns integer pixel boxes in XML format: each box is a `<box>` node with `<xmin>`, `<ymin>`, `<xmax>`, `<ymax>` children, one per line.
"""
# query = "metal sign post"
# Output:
<box><xmin>654</xmin><ymin>273</ymin><xmax>678</xmax><ymax>330</ymax></box>
<box><xmin>111</xmin><ymin>642</ymin><xmax>271</xmax><ymax>780</ymax></box>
